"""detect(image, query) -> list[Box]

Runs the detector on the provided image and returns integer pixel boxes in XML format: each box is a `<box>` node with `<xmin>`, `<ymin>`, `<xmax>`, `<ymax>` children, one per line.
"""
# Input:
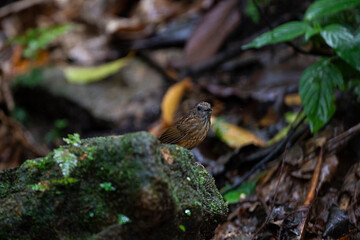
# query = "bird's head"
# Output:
<box><xmin>193</xmin><ymin>101</ymin><xmax>212</xmax><ymax>120</ymax></box>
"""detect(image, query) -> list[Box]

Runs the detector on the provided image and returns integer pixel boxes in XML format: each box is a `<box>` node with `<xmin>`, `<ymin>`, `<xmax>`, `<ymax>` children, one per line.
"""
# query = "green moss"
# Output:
<box><xmin>50</xmin><ymin>177</ymin><xmax>79</xmax><ymax>186</ymax></box>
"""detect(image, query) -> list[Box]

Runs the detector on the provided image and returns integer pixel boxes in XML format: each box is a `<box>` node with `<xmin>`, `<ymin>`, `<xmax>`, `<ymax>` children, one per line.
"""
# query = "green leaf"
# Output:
<box><xmin>245</xmin><ymin>0</ymin><xmax>260</xmax><ymax>24</ymax></box>
<box><xmin>54</xmin><ymin>148</ymin><xmax>78</xmax><ymax>177</ymax></box>
<box><xmin>299</xmin><ymin>59</ymin><xmax>344</xmax><ymax>132</ymax></box>
<box><xmin>99</xmin><ymin>182</ymin><xmax>116</xmax><ymax>191</ymax></box>
<box><xmin>321</xmin><ymin>24</ymin><xmax>360</xmax><ymax>70</ymax></box>
<box><xmin>118</xmin><ymin>214</ymin><xmax>131</xmax><ymax>225</ymax></box>
<box><xmin>11</xmin><ymin>24</ymin><xmax>72</xmax><ymax>58</ymax></box>
<box><xmin>305</xmin><ymin>0</ymin><xmax>360</xmax><ymax>21</ymax></box>
<box><xmin>63</xmin><ymin>58</ymin><xmax>128</xmax><ymax>84</ymax></box>
<box><xmin>63</xmin><ymin>133</ymin><xmax>81</xmax><ymax>147</ymax></box>
<box><xmin>179</xmin><ymin>225</ymin><xmax>186</xmax><ymax>232</ymax></box>
<box><xmin>243</xmin><ymin>21</ymin><xmax>310</xmax><ymax>49</ymax></box>
<box><xmin>223</xmin><ymin>181</ymin><xmax>256</xmax><ymax>204</ymax></box>
<box><xmin>304</xmin><ymin>26</ymin><xmax>321</xmax><ymax>41</ymax></box>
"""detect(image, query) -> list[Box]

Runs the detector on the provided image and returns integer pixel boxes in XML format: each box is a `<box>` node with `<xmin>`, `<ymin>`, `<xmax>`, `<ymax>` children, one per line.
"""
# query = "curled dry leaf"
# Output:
<box><xmin>148</xmin><ymin>77</ymin><xmax>192</xmax><ymax>137</ymax></box>
<box><xmin>161</xmin><ymin>77</ymin><xmax>192</xmax><ymax>125</ymax></box>
<box><xmin>211</xmin><ymin>116</ymin><xmax>266</xmax><ymax>149</ymax></box>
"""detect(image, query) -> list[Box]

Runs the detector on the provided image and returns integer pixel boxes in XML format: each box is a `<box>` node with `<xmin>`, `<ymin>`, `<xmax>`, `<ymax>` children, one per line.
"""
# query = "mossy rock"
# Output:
<box><xmin>0</xmin><ymin>132</ymin><xmax>228</xmax><ymax>240</ymax></box>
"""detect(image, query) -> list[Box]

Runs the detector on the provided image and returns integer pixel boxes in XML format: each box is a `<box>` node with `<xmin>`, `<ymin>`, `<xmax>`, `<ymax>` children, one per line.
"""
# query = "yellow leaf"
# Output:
<box><xmin>63</xmin><ymin>57</ymin><xmax>129</xmax><ymax>84</ymax></box>
<box><xmin>284</xmin><ymin>93</ymin><xmax>302</xmax><ymax>106</ymax></box>
<box><xmin>211</xmin><ymin>117</ymin><xmax>265</xmax><ymax>148</ymax></box>
<box><xmin>161</xmin><ymin>78</ymin><xmax>192</xmax><ymax>125</ymax></box>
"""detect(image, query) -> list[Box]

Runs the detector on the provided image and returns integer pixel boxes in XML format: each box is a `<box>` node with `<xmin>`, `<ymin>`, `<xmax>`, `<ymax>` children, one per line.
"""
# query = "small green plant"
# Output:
<box><xmin>54</xmin><ymin>148</ymin><xmax>78</xmax><ymax>178</ymax></box>
<box><xmin>10</xmin><ymin>24</ymin><xmax>72</xmax><ymax>59</ymax></box>
<box><xmin>28</xmin><ymin>183</ymin><xmax>48</xmax><ymax>192</ymax></box>
<box><xmin>179</xmin><ymin>225</ymin><xmax>186</xmax><ymax>232</ymax></box>
<box><xmin>243</xmin><ymin>0</ymin><xmax>360</xmax><ymax>132</ymax></box>
<box><xmin>118</xmin><ymin>214</ymin><xmax>131</xmax><ymax>225</ymax></box>
<box><xmin>63</xmin><ymin>133</ymin><xmax>81</xmax><ymax>147</ymax></box>
<box><xmin>99</xmin><ymin>182</ymin><xmax>116</xmax><ymax>191</ymax></box>
<box><xmin>51</xmin><ymin>133</ymin><xmax>81</xmax><ymax>177</ymax></box>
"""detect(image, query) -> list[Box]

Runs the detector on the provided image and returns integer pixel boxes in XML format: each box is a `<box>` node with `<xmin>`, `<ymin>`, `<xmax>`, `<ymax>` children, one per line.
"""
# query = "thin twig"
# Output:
<box><xmin>297</xmin><ymin>146</ymin><xmax>324</xmax><ymax>240</ymax></box>
<box><xmin>252</xmin><ymin>142</ymin><xmax>290</xmax><ymax>239</ymax></box>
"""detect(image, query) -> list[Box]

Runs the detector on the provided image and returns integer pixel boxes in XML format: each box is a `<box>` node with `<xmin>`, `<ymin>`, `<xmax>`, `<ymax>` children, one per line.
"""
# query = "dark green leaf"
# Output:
<box><xmin>305</xmin><ymin>26</ymin><xmax>321</xmax><ymax>41</ymax></box>
<box><xmin>346</xmin><ymin>80</ymin><xmax>360</xmax><ymax>101</ymax></box>
<box><xmin>321</xmin><ymin>24</ymin><xmax>360</xmax><ymax>70</ymax></box>
<box><xmin>242</xmin><ymin>21</ymin><xmax>310</xmax><ymax>49</ymax></box>
<box><xmin>245</xmin><ymin>0</ymin><xmax>260</xmax><ymax>24</ymax></box>
<box><xmin>305</xmin><ymin>0</ymin><xmax>360</xmax><ymax>21</ymax></box>
<box><xmin>299</xmin><ymin>59</ymin><xmax>344</xmax><ymax>132</ymax></box>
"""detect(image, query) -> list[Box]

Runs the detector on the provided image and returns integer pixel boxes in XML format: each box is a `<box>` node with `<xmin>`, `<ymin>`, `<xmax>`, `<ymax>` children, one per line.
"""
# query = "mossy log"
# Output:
<box><xmin>0</xmin><ymin>132</ymin><xmax>227</xmax><ymax>240</ymax></box>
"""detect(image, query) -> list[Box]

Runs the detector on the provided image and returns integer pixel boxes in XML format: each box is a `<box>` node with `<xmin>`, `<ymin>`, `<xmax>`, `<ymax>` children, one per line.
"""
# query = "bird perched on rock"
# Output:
<box><xmin>159</xmin><ymin>101</ymin><xmax>212</xmax><ymax>149</ymax></box>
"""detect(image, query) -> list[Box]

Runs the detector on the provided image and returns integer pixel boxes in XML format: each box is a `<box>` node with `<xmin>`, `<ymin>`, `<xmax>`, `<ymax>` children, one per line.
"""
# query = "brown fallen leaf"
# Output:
<box><xmin>284</xmin><ymin>93</ymin><xmax>302</xmax><ymax>106</ymax></box>
<box><xmin>184</xmin><ymin>0</ymin><xmax>241</xmax><ymax>66</ymax></box>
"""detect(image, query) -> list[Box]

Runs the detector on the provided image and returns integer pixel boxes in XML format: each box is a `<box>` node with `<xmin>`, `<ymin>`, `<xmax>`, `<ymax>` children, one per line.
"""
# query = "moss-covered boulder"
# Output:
<box><xmin>0</xmin><ymin>132</ymin><xmax>227</xmax><ymax>240</ymax></box>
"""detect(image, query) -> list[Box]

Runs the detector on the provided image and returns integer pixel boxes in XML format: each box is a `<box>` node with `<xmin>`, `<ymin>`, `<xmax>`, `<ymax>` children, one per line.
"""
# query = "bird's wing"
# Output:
<box><xmin>159</xmin><ymin>124</ymin><xmax>188</xmax><ymax>144</ymax></box>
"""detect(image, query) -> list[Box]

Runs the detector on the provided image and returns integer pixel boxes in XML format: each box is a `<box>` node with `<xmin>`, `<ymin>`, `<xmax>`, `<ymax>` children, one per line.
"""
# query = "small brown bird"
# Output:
<box><xmin>159</xmin><ymin>101</ymin><xmax>212</xmax><ymax>149</ymax></box>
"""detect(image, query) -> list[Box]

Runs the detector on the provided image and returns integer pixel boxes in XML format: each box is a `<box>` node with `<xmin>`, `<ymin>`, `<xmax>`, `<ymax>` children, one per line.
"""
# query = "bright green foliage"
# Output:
<box><xmin>63</xmin><ymin>133</ymin><xmax>81</xmax><ymax>147</ymax></box>
<box><xmin>243</xmin><ymin>21</ymin><xmax>311</xmax><ymax>49</ymax></box>
<box><xmin>243</xmin><ymin>0</ymin><xmax>360</xmax><ymax>133</ymax></box>
<box><xmin>52</xmin><ymin>133</ymin><xmax>81</xmax><ymax>177</ymax></box>
<box><xmin>179</xmin><ymin>225</ymin><xmax>186</xmax><ymax>232</ymax></box>
<box><xmin>321</xmin><ymin>24</ymin><xmax>360</xmax><ymax>70</ymax></box>
<box><xmin>305</xmin><ymin>0</ymin><xmax>360</xmax><ymax>21</ymax></box>
<box><xmin>223</xmin><ymin>181</ymin><xmax>256</xmax><ymax>204</ymax></box>
<box><xmin>299</xmin><ymin>59</ymin><xmax>344</xmax><ymax>132</ymax></box>
<box><xmin>54</xmin><ymin>148</ymin><xmax>78</xmax><ymax>177</ymax></box>
<box><xmin>118</xmin><ymin>214</ymin><xmax>131</xmax><ymax>225</ymax></box>
<box><xmin>99</xmin><ymin>182</ymin><xmax>116</xmax><ymax>191</ymax></box>
<box><xmin>28</xmin><ymin>184</ymin><xmax>48</xmax><ymax>192</ymax></box>
<box><xmin>11</xmin><ymin>24</ymin><xmax>71</xmax><ymax>58</ymax></box>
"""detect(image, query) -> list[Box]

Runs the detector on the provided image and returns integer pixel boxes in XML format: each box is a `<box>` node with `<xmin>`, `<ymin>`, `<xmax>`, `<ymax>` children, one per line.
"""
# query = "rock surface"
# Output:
<box><xmin>0</xmin><ymin>132</ymin><xmax>227</xmax><ymax>240</ymax></box>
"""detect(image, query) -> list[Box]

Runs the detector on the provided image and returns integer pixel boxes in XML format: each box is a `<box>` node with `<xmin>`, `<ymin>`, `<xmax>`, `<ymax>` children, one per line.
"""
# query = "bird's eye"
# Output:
<box><xmin>197</xmin><ymin>106</ymin><xmax>202</xmax><ymax>111</ymax></box>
